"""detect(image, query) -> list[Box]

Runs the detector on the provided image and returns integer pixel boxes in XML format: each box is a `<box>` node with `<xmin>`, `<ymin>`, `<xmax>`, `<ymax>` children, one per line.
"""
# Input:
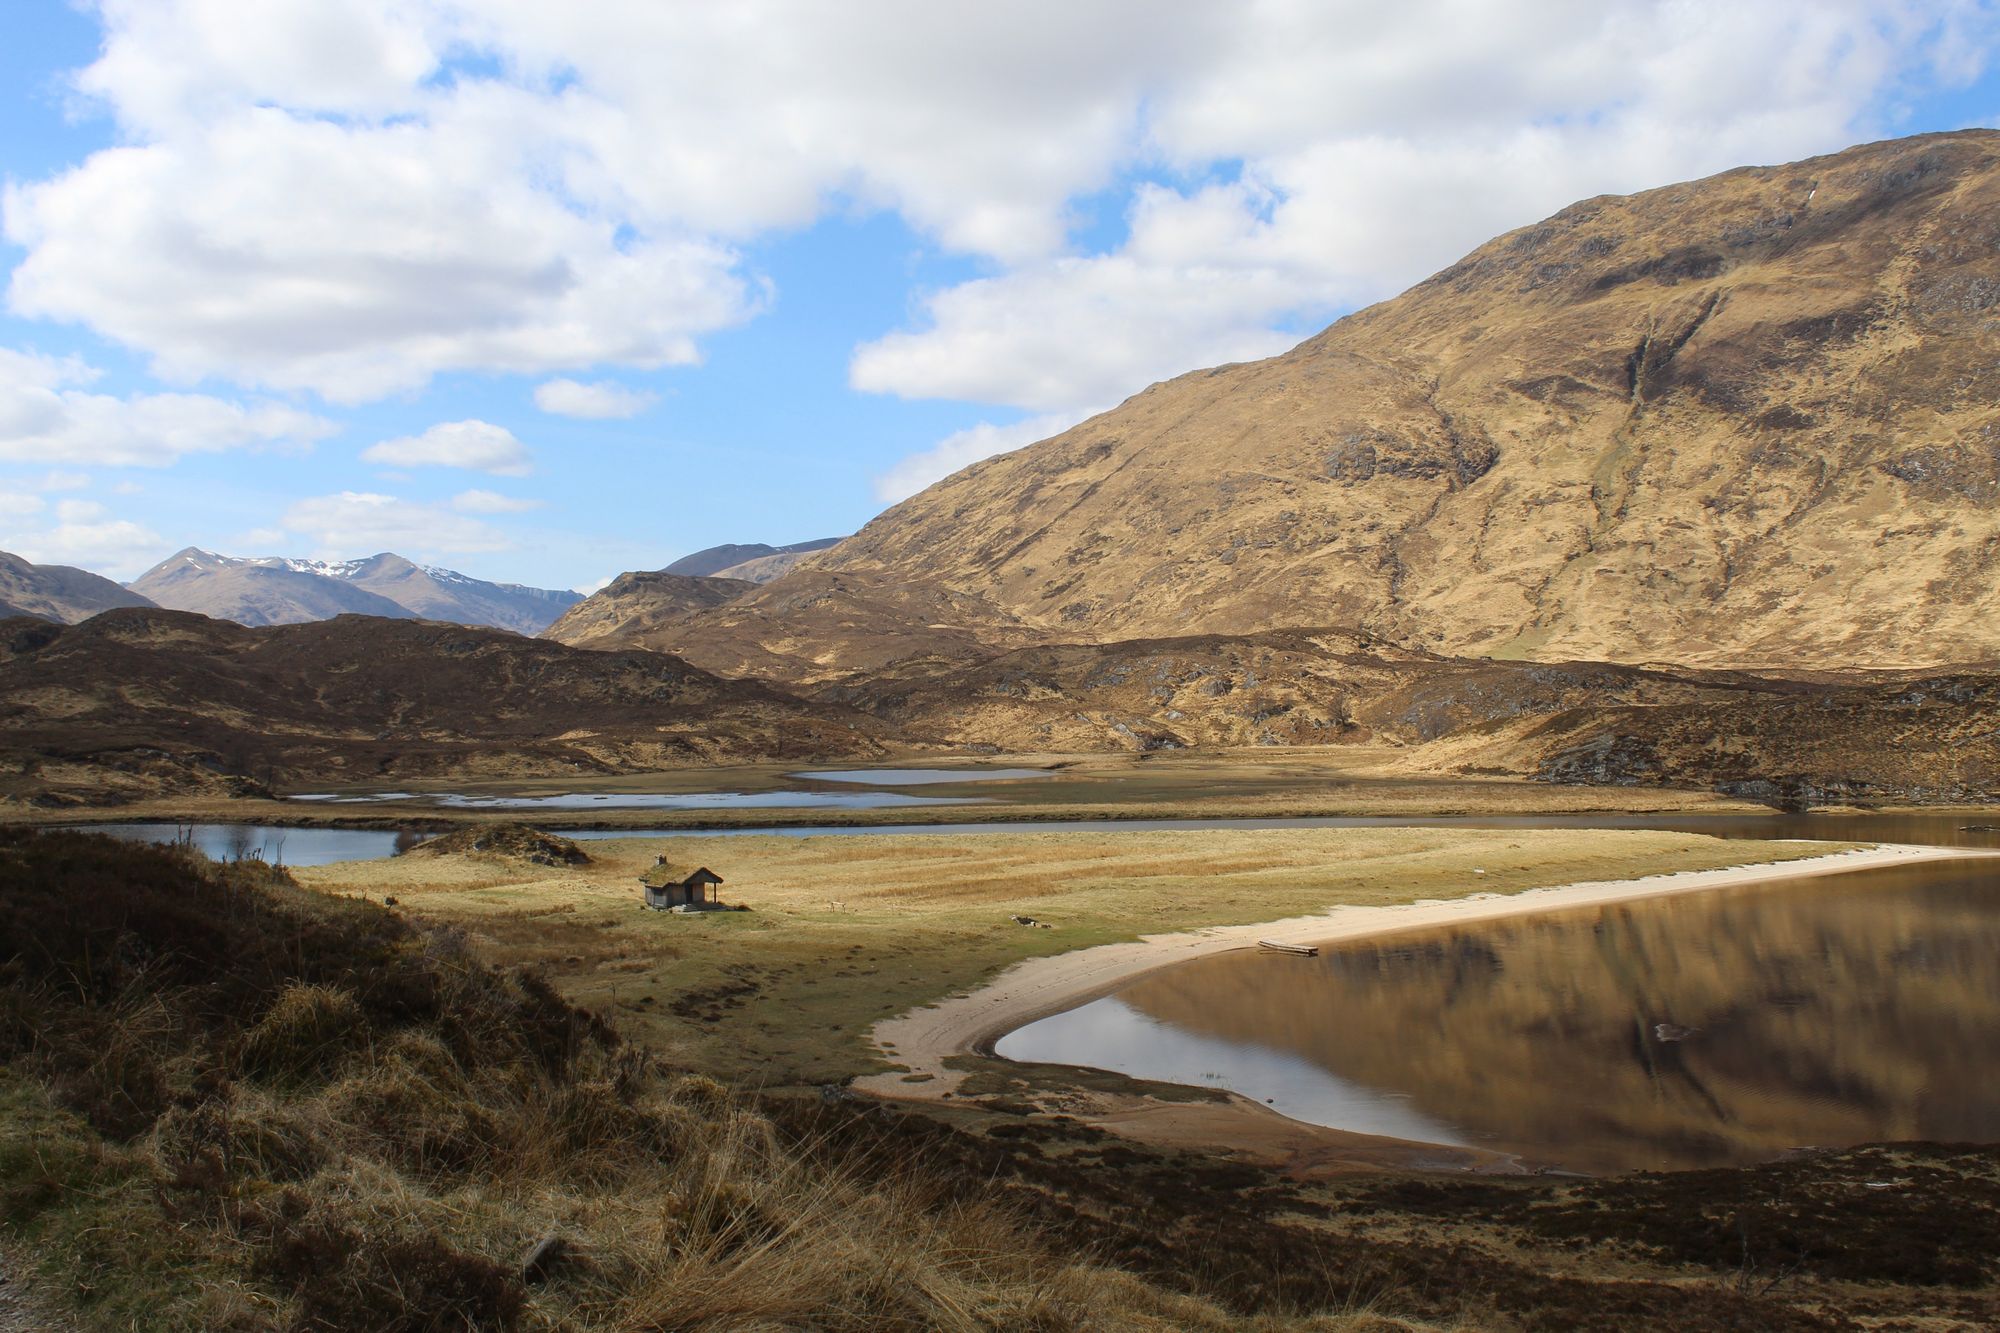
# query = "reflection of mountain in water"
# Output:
<box><xmin>1117</xmin><ymin>862</ymin><xmax>2000</xmax><ymax>1172</ymax></box>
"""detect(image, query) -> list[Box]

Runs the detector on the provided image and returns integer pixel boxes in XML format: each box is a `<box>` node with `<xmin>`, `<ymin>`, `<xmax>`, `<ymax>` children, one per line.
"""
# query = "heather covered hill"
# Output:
<box><xmin>813</xmin><ymin>628</ymin><xmax>2000</xmax><ymax>805</ymax></box>
<box><xmin>600</xmin><ymin>569</ymin><xmax>1044</xmax><ymax>685</ymax></box>
<box><xmin>813</xmin><ymin>132</ymin><xmax>2000</xmax><ymax>671</ymax></box>
<box><xmin>0</xmin><ymin>608</ymin><xmax>883</xmax><ymax>803</ymax></box>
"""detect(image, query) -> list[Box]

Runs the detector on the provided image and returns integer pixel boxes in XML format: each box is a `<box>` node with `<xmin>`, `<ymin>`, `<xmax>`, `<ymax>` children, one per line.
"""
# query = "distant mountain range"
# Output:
<box><xmin>127</xmin><ymin>549</ymin><xmax>582</xmax><ymax>634</ymax></box>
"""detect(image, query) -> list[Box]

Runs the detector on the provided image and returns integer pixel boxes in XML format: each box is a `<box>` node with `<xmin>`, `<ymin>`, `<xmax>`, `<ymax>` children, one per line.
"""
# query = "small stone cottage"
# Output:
<box><xmin>639</xmin><ymin>857</ymin><xmax>725</xmax><ymax>911</ymax></box>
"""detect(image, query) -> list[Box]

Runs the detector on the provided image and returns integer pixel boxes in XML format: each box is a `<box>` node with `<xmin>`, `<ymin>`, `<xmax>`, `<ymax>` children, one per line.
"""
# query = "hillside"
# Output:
<box><xmin>0</xmin><ymin>608</ymin><xmax>883</xmax><ymax>804</ymax></box>
<box><xmin>129</xmin><ymin>548</ymin><xmax>582</xmax><ymax>633</ymax></box>
<box><xmin>596</xmin><ymin>570</ymin><xmax>1045</xmax><ymax>684</ymax></box>
<box><xmin>811</xmin><ymin>131</ymin><xmax>2000</xmax><ymax>671</ymax></box>
<box><xmin>815</xmin><ymin>628</ymin><xmax>2000</xmax><ymax>804</ymax></box>
<box><xmin>540</xmin><ymin>569</ymin><xmax>755</xmax><ymax>649</ymax></box>
<box><xmin>0</xmin><ymin>549</ymin><xmax>155</xmax><ymax>623</ymax></box>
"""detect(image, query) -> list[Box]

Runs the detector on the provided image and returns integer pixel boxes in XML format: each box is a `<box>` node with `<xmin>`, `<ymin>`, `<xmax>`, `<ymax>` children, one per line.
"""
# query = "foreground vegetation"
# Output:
<box><xmin>6</xmin><ymin>827</ymin><xmax>1996</xmax><ymax>1330</ymax></box>
<box><xmin>0</xmin><ymin>831</ymin><xmax>1380</xmax><ymax>1330</ymax></box>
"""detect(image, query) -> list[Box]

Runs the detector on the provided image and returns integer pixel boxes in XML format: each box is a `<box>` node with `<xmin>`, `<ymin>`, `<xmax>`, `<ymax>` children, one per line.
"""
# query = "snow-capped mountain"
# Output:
<box><xmin>129</xmin><ymin>549</ymin><xmax>581</xmax><ymax>633</ymax></box>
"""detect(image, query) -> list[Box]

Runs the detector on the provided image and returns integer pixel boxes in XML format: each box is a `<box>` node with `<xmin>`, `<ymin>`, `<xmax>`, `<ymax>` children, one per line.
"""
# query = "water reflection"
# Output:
<box><xmin>69</xmin><ymin>823</ymin><xmax>422</xmax><ymax>868</ymax></box>
<box><xmin>1004</xmin><ymin>860</ymin><xmax>2000</xmax><ymax>1173</ymax></box>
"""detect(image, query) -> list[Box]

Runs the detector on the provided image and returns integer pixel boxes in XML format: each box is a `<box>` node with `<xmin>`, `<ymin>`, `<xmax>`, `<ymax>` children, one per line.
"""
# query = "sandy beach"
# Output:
<box><xmin>856</xmin><ymin>843</ymin><xmax>1988</xmax><ymax>1119</ymax></box>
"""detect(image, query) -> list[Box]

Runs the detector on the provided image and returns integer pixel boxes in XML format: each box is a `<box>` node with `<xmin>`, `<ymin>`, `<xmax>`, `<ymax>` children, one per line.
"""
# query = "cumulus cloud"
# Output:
<box><xmin>856</xmin><ymin>3</ymin><xmax>2000</xmax><ymax>415</ymax></box>
<box><xmin>283</xmin><ymin>490</ymin><xmax>511</xmax><ymax>556</ymax></box>
<box><xmin>533</xmin><ymin>377</ymin><xmax>659</xmax><ymax>419</ymax></box>
<box><xmin>0</xmin><ymin>493</ymin><xmax>165</xmax><ymax>578</ymax></box>
<box><xmin>871</xmin><ymin>411</ymin><xmax>1091</xmax><ymax>504</ymax></box>
<box><xmin>0</xmin><ymin>346</ymin><xmax>333</xmax><ymax>467</ymax></box>
<box><xmin>361</xmin><ymin>420</ymin><xmax>531</xmax><ymax>475</ymax></box>
<box><xmin>2</xmin><ymin>0</ymin><xmax>1993</xmax><ymax>432</ymax></box>
<box><xmin>451</xmin><ymin>488</ymin><xmax>541</xmax><ymax>513</ymax></box>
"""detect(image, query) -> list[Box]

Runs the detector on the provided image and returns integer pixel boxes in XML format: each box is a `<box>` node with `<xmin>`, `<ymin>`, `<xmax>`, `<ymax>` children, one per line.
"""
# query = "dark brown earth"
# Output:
<box><xmin>0</xmin><ymin>608</ymin><xmax>884</xmax><ymax>805</ymax></box>
<box><xmin>9</xmin><ymin>607</ymin><xmax>1998</xmax><ymax>807</ymax></box>
<box><xmin>812</xmin><ymin>628</ymin><xmax>2000</xmax><ymax>805</ymax></box>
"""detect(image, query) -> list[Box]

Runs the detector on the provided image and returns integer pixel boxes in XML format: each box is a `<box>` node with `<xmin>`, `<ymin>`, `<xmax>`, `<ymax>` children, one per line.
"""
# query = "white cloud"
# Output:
<box><xmin>361</xmin><ymin>420</ymin><xmax>531</xmax><ymax>475</ymax></box>
<box><xmin>871</xmin><ymin>412</ymin><xmax>1090</xmax><ymax>504</ymax></box>
<box><xmin>451</xmin><ymin>487</ymin><xmax>541</xmax><ymax>513</ymax></box>
<box><xmin>575</xmin><ymin>574</ymin><xmax>615</xmax><ymax>596</ymax></box>
<box><xmin>0</xmin><ymin>491</ymin><xmax>45</xmax><ymax>520</ymax></box>
<box><xmin>533</xmin><ymin>377</ymin><xmax>659</xmax><ymax>419</ymax></box>
<box><xmin>284</xmin><ymin>490</ymin><xmax>511</xmax><ymax>557</ymax></box>
<box><xmin>37</xmin><ymin>470</ymin><xmax>90</xmax><ymax>491</ymax></box>
<box><xmin>1</xmin><ymin>502</ymin><xmax>165</xmax><ymax>578</ymax></box>
<box><xmin>0</xmin><ymin>346</ymin><xmax>333</xmax><ymax>467</ymax></box>
<box><xmin>0</xmin><ymin>0</ymin><xmax>1992</xmax><ymax>420</ymax></box>
<box><xmin>854</xmin><ymin>3</ymin><xmax>2000</xmax><ymax>412</ymax></box>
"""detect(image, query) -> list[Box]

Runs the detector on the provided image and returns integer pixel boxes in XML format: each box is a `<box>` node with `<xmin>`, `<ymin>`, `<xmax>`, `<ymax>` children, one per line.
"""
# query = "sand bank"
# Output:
<box><xmin>856</xmin><ymin>843</ymin><xmax>1985</xmax><ymax>1112</ymax></box>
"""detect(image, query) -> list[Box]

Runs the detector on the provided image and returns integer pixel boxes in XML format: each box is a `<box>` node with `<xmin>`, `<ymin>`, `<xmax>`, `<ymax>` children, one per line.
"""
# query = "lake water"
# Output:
<box><xmin>291</xmin><ymin>791</ymin><xmax>984</xmax><ymax>811</ymax></box>
<box><xmin>68</xmin><ymin>823</ymin><xmax>428</xmax><ymax>867</ymax></box>
<box><xmin>998</xmin><ymin>857</ymin><xmax>2000</xmax><ymax>1173</ymax></box>
<box><xmin>50</xmin><ymin>810</ymin><xmax>2000</xmax><ymax>863</ymax></box>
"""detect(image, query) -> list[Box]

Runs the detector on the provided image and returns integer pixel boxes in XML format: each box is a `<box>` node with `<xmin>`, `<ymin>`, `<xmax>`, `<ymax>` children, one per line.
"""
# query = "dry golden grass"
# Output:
<box><xmin>300</xmin><ymin>825</ymin><xmax>1842</xmax><ymax>1086</ymax></box>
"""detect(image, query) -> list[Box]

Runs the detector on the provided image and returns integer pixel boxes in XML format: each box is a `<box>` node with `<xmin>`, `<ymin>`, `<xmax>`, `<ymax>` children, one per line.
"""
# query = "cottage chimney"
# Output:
<box><xmin>655</xmin><ymin>854</ymin><xmax>667</xmax><ymax>865</ymax></box>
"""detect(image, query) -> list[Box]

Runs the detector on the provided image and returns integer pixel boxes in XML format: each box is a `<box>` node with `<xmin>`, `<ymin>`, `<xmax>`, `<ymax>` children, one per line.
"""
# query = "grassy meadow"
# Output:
<box><xmin>299</xmin><ymin>826</ymin><xmax>1841</xmax><ymax>1087</ymax></box>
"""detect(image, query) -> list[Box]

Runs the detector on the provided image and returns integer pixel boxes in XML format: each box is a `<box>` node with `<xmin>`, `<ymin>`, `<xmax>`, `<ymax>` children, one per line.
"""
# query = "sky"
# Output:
<box><xmin>1</xmin><ymin>2</ymin><xmax>1998</xmax><ymax>593</ymax></box>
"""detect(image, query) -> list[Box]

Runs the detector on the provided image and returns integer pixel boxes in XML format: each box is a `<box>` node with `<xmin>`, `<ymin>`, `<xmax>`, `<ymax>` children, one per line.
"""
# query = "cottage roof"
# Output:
<box><xmin>638</xmin><ymin>863</ymin><xmax>725</xmax><ymax>889</ymax></box>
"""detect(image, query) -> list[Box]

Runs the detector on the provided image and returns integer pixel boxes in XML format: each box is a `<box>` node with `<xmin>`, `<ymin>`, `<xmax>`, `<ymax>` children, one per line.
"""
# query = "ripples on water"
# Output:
<box><xmin>1002</xmin><ymin>858</ymin><xmax>2000</xmax><ymax>1173</ymax></box>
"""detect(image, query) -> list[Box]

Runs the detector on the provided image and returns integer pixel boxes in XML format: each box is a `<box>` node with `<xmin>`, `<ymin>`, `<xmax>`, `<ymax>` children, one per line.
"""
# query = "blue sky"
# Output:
<box><xmin>2</xmin><ymin>2</ymin><xmax>1997</xmax><ymax>591</ymax></box>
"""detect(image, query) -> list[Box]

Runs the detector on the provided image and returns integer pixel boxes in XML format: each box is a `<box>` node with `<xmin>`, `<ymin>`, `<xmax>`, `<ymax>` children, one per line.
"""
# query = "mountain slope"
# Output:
<box><xmin>0</xmin><ymin>608</ymin><xmax>884</xmax><ymax>803</ymax></box>
<box><xmin>335</xmin><ymin>552</ymin><xmax>581</xmax><ymax>634</ymax></box>
<box><xmin>0</xmin><ymin>549</ymin><xmax>156</xmax><ymax>623</ymax></box>
<box><xmin>815</xmin><ymin>131</ymin><xmax>2000</xmax><ymax>670</ymax></box>
<box><xmin>129</xmin><ymin>548</ymin><xmax>581</xmax><ymax>632</ymax></box>
<box><xmin>542</xmin><ymin>570</ymin><xmax>755</xmax><ymax>649</ymax></box>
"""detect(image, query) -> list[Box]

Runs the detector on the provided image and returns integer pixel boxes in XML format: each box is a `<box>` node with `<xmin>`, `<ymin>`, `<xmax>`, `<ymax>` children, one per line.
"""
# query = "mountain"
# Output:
<box><xmin>663</xmin><ymin>537</ymin><xmax>843</xmax><ymax>579</ymax></box>
<box><xmin>809</xmin><ymin>131</ymin><xmax>2000</xmax><ymax>671</ymax></box>
<box><xmin>542</xmin><ymin>570</ymin><xmax>755</xmax><ymax>649</ymax></box>
<box><xmin>0</xmin><ymin>608</ymin><xmax>884</xmax><ymax>805</ymax></box>
<box><xmin>0</xmin><ymin>550</ymin><xmax>156</xmax><ymax>623</ymax></box>
<box><xmin>131</xmin><ymin>549</ymin><xmax>419</xmax><ymax>626</ymax></box>
<box><xmin>330</xmin><ymin>552</ymin><xmax>582</xmax><ymax>634</ymax></box>
<box><xmin>129</xmin><ymin>548</ymin><xmax>581</xmax><ymax>633</ymax></box>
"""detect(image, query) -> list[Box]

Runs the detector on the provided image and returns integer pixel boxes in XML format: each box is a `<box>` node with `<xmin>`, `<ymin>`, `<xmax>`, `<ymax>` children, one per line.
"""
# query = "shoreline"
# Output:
<box><xmin>854</xmin><ymin>843</ymin><xmax>1989</xmax><ymax>1123</ymax></box>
